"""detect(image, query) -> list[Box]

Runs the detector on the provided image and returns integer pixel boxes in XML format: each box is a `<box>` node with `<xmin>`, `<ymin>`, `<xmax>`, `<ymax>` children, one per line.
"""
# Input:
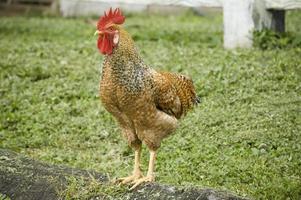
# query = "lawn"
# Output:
<box><xmin>0</xmin><ymin>10</ymin><xmax>301</xmax><ymax>199</ymax></box>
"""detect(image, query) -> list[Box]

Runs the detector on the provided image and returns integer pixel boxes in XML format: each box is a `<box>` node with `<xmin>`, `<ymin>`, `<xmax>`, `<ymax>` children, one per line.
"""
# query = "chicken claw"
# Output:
<box><xmin>129</xmin><ymin>175</ymin><xmax>154</xmax><ymax>190</ymax></box>
<box><xmin>115</xmin><ymin>173</ymin><xmax>144</xmax><ymax>185</ymax></box>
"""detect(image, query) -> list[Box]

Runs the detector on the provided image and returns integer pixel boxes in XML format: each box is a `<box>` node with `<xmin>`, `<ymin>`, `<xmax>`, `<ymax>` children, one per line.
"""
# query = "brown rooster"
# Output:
<box><xmin>95</xmin><ymin>8</ymin><xmax>200</xmax><ymax>190</ymax></box>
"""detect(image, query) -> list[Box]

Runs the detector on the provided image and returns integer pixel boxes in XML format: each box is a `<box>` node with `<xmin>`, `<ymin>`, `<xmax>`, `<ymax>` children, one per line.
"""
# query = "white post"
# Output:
<box><xmin>223</xmin><ymin>0</ymin><xmax>255</xmax><ymax>49</ymax></box>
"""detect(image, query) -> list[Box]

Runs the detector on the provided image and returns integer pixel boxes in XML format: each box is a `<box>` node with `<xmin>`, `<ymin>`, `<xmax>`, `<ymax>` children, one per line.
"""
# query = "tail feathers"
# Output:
<box><xmin>195</xmin><ymin>96</ymin><xmax>201</xmax><ymax>104</ymax></box>
<box><xmin>160</xmin><ymin>72</ymin><xmax>199</xmax><ymax>117</ymax></box>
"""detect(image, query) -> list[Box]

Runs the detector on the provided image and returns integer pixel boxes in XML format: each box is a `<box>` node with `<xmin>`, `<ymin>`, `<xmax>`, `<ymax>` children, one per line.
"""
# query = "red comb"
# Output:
<box><xmin>97</xmin><ymin>8</ymin><xmax>125</xmax><ymax>30</ymax></box>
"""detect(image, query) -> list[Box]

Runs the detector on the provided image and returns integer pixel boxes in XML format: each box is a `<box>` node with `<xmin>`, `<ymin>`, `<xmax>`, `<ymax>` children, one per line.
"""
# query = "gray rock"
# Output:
<box><xmin>0</xmin><ymin>149</ymin><xmax>249</xmax><ymax>200</ymax></box>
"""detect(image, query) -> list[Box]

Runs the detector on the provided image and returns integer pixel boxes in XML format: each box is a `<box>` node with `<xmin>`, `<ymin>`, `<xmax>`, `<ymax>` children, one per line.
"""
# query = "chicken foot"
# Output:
<box><xmin>116</xmin><ymin>147</ymin><xmax>143</xmax><ymax>184</ymax></box>
<box><xmin>129</xmin><ymin>150</ymin><xmax>156</xmax><ymax>190</ymax></box>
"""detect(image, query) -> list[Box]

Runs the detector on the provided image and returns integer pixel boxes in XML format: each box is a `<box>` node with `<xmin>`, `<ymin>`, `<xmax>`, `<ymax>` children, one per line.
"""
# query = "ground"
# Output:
<box><xmin>0</xmin><ymin>149</ymin><xmax>246</xmax><ymax>200</ymax></box>
<box><xmin>0</xmin><ymin>10</ymin><xmax>300</xmax><ymax>199</ymax></box>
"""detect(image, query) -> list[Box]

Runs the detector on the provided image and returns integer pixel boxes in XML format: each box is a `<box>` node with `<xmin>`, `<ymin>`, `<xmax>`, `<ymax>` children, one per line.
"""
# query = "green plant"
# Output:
<box><xmin>253</xmin><ymin>29</ymin><xmax>301</xmax><ymax>50</ymax></box>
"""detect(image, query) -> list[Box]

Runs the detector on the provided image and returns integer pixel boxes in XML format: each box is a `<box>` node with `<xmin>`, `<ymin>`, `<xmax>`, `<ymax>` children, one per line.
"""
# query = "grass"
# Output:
<box><xmin>0</xmin><ymin>10</ymin><xmax>301</xmax><ymax>199</ymax></box>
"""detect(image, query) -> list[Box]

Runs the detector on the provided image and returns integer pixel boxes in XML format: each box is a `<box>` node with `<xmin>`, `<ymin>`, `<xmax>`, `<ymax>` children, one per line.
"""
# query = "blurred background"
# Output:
<box><xmin>0</xmin><ymin>0</ymin><xmax>221</xmax><ymax>16</ymax></box>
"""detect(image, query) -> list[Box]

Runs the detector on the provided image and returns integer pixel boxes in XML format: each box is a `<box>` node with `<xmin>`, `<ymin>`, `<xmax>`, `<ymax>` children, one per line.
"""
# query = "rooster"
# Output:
<box><xmin>94</xmin><ymin>8</ymin><xmax>200</xmax><ymax>190</ymax></box>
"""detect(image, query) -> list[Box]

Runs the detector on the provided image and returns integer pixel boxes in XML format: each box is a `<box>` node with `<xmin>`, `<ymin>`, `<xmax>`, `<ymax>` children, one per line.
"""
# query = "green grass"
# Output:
<box><xmin>1</xmin><ymin>10</ymin><xmax>301</xmax><ymax>199</ymax></box>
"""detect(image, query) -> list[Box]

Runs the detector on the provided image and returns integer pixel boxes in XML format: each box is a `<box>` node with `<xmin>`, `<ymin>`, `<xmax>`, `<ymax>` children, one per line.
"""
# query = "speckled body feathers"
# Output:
<box><xmin>100</xmin><ymin>27</ymin><xmax>199</xmax><ymax>150</ymax></box>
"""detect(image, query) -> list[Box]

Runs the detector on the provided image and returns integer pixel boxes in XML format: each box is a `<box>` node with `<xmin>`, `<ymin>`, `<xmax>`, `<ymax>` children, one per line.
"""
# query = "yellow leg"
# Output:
<box><xmin>116</xmin><ymin>147</ymin><xmax>143</xmax><ymax>184</ymax></box>
<box><xmin>129</xmin><ymin>150</ymin><xmax>156</xmax><ymax>190</ymax></box>
<box><xmin>133</xmin><ymin>147</ymin><xmax>143</xmax><ymax>177</ymax></box>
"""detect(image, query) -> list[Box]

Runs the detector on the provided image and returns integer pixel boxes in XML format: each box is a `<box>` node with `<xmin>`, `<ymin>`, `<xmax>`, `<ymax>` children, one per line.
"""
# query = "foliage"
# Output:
<box><xmin>253</xmin><ymin>11</ymin><xmax>301</xmax><ymax>50</ymax></box>
<box><xmin>0</xmin><ymin>10</ymin><xmax>300</xmax><ymax>199</ymax></box>
<box><xmin>253</xmin><ymin>29</ymin><xmax>301</xmax><ymax>50</ymax></box>
<box><xmin>61</xmin><ymin>177</ymin><xmax>127</xmax><ymax>200</ymax></box>
<box><xmin>0</xmin><ymin>193</ymin><xmax>11</xmax><ymax>200</ymax></box>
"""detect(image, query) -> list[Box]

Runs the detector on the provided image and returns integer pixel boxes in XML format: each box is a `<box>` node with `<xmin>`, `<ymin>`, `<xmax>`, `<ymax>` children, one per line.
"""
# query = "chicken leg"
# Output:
<box><xmin>117</xmin><ymin>147</ymin><xmax>143</xmax><ymax>184</ymax></box>
<box><xmin>129</xmin><ymin>150</ymin><xmax>156</xmax><ymax>190</ymax></box>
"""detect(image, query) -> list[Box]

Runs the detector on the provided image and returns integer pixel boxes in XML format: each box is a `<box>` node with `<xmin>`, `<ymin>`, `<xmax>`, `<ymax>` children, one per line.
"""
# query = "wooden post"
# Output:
<box><xmin>270</xmin><ymin>10</ymin><xmax>285</xmax><ymax>32</ymax></box>
<box><xmin>252</xmin><ymin>0</ymin><xmax>286</xmax><ymax>33</ymax></box>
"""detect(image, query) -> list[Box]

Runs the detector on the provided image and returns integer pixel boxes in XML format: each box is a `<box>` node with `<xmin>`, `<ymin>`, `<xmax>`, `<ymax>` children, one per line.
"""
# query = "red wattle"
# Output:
<box><xmin>98</xmin><ymin>34</ymin><xmax>114</xmax><ymax>55</ymax></box>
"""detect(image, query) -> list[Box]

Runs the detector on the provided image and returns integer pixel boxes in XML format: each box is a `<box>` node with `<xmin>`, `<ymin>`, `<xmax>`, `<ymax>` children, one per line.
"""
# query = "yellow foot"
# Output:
<box><xmin>129</xmin><ymin>175</ymin><xmax>155</xmax><ymax>191</ymax></box>
<box><xmin>115</xmin><ymin>173</ymin><xmax>144</xmax><ymax>185</ymax></box>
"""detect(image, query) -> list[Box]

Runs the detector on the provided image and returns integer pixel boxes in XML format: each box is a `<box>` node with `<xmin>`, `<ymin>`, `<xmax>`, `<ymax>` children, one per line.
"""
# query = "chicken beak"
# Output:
<box><xmin>94</xmin><ymin>30</ymin><xmax>103</xmax><ymax>36</ymax></box>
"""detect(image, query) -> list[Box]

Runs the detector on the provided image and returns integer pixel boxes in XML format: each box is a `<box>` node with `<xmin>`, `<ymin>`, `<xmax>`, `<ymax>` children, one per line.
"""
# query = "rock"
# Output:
<box><xmin>0</xmin><ymin>149</ymin><xmax>248</xmax><ymax>200</ymax></box>
<box><xmin>0</xmin><ymin>149</ymin><xmax>106</xmax><ymax>200</ymax></box>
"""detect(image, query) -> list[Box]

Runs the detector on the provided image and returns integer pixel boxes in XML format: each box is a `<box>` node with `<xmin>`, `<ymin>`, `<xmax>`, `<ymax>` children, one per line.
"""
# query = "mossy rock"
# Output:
<box><xmin>0</xmin><ymin>149</ymin><xmax>248</xmax><ymax>200</ymax></box>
